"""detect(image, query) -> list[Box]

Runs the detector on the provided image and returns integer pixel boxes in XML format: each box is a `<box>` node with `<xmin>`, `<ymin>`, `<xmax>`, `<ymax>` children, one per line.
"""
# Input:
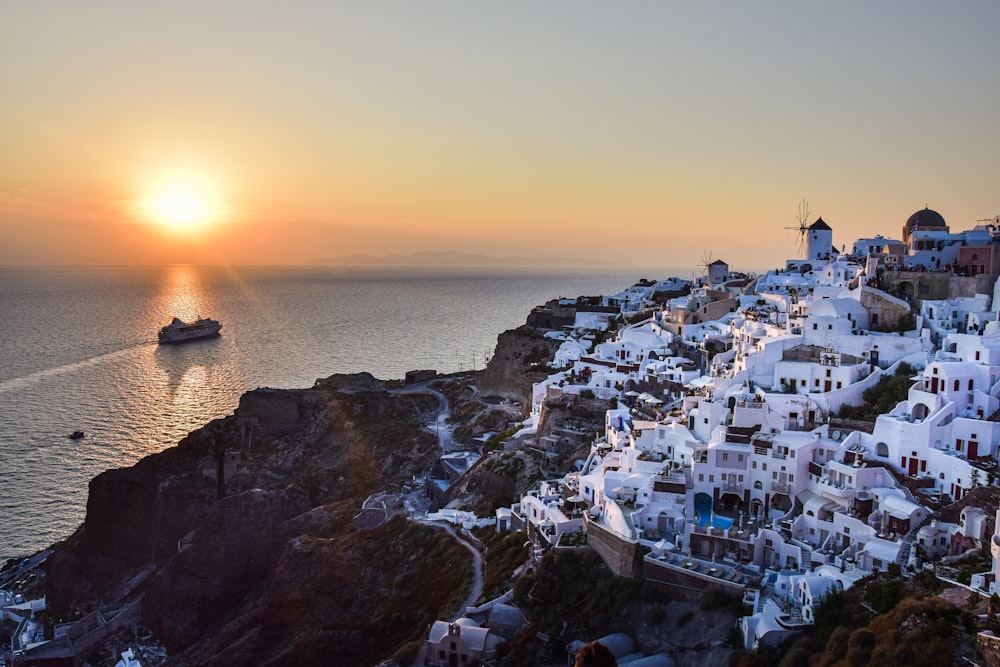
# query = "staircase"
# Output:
<box><xmin>896</xmin><ymin>515</ymin><xmax>932</xmax><ymax>568</ymax></box>
<box><xmin>684</xmin><ymin>468</ymin><xmax>696</xmax><ymax>533</ymax></box>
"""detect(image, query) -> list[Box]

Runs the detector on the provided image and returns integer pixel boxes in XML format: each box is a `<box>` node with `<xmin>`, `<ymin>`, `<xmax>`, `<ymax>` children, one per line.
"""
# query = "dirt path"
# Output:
<box><xmin>390</xmin><ymin>383</ymin><xmax>457</xmax><ymax>453</ymax></box>
<box><xmin>415</xmin><ymin>519</ymin><xmax>484</xmax><ymax>619</ymax></box>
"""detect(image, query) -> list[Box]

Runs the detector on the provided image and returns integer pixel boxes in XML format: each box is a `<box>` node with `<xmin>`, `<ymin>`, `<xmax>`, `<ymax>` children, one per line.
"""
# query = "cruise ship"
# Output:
<box><xmin>157</xmin><ymin>316</ymin><xmax>222</xmax><ymax>344</ymax></box>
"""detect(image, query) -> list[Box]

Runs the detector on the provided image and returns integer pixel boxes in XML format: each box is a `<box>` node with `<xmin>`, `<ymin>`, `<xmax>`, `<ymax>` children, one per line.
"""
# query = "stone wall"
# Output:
<box><xmin>881</xmin><ymin>272</ymin><xmax>992</xmax><ymax>308</ymax></box>
<box><xmin>584</xmin><ymin>515</ymin><xmax>639</xmax><ymax>578</ymax></box>
<box><xmin>859</xmin><ymin>286</ymin><xmax>912</xmax><ymax>331</ymax></box>
<box><xmin>978</xmin><ymin>630</ymin><xmax>1000</xmax><ymax>667</ymax></box>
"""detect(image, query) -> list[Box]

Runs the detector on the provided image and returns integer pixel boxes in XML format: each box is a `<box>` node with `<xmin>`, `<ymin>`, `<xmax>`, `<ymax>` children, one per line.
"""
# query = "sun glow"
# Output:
<box><xmin>140</xmin><ymin>173</ymin><xmax>222</xmax><ymax>231</ymax></box>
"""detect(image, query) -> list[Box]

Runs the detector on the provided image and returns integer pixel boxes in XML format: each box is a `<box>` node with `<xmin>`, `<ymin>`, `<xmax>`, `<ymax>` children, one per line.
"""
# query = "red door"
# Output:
<box><xmin>908</xmin><ymin>458</ymin><xmax>919</xmax><ymax>476</ymax></box>
<box><xmin>968</xmin><ymin>440</ymin><xmax>979</xmax><ymax>460</ymax></box>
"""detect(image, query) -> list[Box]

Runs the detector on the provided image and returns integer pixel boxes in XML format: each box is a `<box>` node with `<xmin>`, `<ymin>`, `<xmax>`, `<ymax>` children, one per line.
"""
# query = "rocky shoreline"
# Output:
<box><xmin>0</xmin><ymin>323</ymin><xmax>581</xmax><ymax>666</ymax></box>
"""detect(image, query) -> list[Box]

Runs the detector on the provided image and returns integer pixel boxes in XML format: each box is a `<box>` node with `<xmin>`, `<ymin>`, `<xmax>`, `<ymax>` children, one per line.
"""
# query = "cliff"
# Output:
<box><xmin>46</xmin><ymin>380</ymin><xmax>470</xmax><ymax>665</ymax></box>
<box><xmin>476</xmin><ymin>325</ymin><xmax>560</xmax><ymax>402</ymax></box>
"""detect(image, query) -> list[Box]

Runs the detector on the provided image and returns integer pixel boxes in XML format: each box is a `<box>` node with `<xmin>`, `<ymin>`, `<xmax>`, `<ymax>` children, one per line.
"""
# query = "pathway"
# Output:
<box><xmin>415</xmin><ymin>518</ymin><xmax>484</xmax><ymax>619</ymax></box>
<box><xmin>389</xmin><ymin>382</ymin><xmax>485</xmax><ymax>617</ymax></box>
<box><xmin>389</xmin><ymin>383</ymin><xmax>456</xmax><ymax>453</ymax></box>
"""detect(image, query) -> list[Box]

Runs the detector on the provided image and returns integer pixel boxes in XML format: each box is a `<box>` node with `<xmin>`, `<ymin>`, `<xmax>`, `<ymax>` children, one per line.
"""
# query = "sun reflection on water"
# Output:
<box><xmin>157</xmin><ymin>264</ymin><xmax>213</xmax><ymax>323</ymax></box>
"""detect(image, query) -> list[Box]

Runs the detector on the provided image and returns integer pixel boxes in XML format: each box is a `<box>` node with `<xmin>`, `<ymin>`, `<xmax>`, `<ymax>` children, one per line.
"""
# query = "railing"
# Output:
<box><xmin>771</xmin><ymin>481</ymin><xmax>791</xmax><ymax>494</ymax></box>
<box><xmin>723</xmin><ymin>483</ymin><xmax>743</xmax><ymax>494</ymax></box>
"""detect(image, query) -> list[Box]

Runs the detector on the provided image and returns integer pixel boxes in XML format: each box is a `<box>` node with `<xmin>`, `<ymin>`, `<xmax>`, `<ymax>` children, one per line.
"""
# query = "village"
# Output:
<box><xmin>428</xmin><ymin>206</ymin><xmax>1000</xmax><ymax>666</ymax></box>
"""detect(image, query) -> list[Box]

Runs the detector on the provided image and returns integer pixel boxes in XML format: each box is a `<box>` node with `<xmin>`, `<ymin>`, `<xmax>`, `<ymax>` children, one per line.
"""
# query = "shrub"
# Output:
<box><xmin>645</xmin><ymin>605</ymin><xmax>667</xmax><ymax>625</ymax></box>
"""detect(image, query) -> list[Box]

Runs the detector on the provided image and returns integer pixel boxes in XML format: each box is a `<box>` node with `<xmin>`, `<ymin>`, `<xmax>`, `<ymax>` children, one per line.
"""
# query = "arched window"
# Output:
<box><xmin>954</xmin><ymin>380</ymin><xmax>960</xmax><ymax>391</ymax></box>
<box><xmin>969</xmin><ymin>379</ymin><xmax>974</xmax><ymax>390</ymax></box>
<box><xmin>876</xmin><ymin>442</ymin><xmax>889</xmax><ymax>457</ymax></box>
<box><xmin>753</xmin><ymin>480</ymin><xmax>763</xmax><ymax>490</ymax></box>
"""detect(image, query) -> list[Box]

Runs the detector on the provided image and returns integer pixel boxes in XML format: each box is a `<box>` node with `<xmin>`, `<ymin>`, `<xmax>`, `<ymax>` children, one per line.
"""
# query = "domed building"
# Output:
<box><xmin>902</xmin><ymin>207</ymin><xmax>948</xmax><ymax>248</ymax></box>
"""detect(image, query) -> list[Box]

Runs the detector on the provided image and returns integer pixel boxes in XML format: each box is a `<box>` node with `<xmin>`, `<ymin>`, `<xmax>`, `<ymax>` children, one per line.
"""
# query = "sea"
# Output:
<box><xmin>0</xmin><ymin>264</ymin><xmax>662</xmax><ymax>560</ymax></box>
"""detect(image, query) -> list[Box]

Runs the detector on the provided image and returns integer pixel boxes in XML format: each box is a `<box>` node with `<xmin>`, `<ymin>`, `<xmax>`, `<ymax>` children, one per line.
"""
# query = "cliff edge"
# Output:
<box><xmin>46</xmin><ymin>381</ymin><xmax>470</xmax><ymax>666</ymax></box>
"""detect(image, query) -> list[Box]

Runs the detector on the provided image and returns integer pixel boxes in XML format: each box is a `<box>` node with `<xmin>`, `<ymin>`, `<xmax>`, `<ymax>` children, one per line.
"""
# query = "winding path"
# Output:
<box><xmin>389</xmin><ymin>383</ymin><xmax>455</xmax><ymax>453</ymax></box>
<box><xmin>391</xmin><ymin>382</ymin><xmax>485</xmax><ymax>617</ymax></box>
<box><xmin>416</xmin><ymin>519</ymin><xmax>484</xmax><ymax>619</ymax></box>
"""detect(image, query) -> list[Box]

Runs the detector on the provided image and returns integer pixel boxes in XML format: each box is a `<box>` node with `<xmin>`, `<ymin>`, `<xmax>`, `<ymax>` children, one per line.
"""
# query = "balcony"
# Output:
<box><xmin>771</xmin><ymin>481</ymin><xmax>791</xmax><ymax>494</ymax></box>
<box><xmin>808</xmin><ymin>477</ymin><xmax>853</xmax><ymax>498</ymax></box>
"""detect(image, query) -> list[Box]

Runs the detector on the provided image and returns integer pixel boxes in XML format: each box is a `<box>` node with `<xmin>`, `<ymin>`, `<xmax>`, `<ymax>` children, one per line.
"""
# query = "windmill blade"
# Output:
<box><xmin>700</xmin><ymin>250</ymin><xmax>716</xmax><ymax>270</ymax></box>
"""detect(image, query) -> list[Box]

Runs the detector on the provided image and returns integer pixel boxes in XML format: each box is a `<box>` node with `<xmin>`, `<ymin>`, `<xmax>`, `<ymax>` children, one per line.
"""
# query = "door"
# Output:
<box><xmin>908</xmin><ymin>458</ymin><xmax>919</xmax><ymax>476</ymax></box>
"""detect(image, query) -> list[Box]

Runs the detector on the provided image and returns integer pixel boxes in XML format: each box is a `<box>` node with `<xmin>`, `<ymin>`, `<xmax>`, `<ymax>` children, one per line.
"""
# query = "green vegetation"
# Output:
<box><xmin>731</xmin><ymin>566</ymin><xmax>980</xmax><ymax>667</ymax></box>
<box><xmin>491</xmin><ymin>452</ymin><xmax>525</xmax><ymax>479</ymax></box>
<box><xmin>484</xmin><ymin>426</ymin><xmax>520</xmax><ymax>453</ymax></box>
<box><xmin>475</xmin><ymin>530</ymin><xmax>530</xmax><ymax>602</ymax></box>
<box><xmin>834</xmin><ymin>362</ymin><xmax>914</xmax><ymax>422</ymax></box>
<box><xmin>514</xmin><ymin>550</ymin><xmax>638</xmax><ymax>638</ymax></box>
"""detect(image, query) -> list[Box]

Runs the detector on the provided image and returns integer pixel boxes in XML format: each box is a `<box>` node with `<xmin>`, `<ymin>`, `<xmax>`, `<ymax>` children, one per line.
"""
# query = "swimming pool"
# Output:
<box><xmin>694</xmin><ymin>493</ymin><xmax>735</xmax><ymax>529</ymax></box>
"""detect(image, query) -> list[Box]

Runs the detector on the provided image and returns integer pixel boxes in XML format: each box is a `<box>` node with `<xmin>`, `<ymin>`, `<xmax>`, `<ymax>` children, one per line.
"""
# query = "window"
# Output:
<box><xmin>723</xmin><ymin>453</ymin><xmax>729</xmax><ymax>461</ymax></box>
<box><xmin>738</xmin><ymin>454</ymin><xmax>744</xmax><ymax>462</ymax></box>
<box><xmin>752</xmin><ymin>461</ymin><xmax>757</xmax><ymax>469</ymax></box>
<box><xmin>969</xmin><ymin>379</ymin><xmax>974</xmax><ymax>390</ymax></box>
<box><xmin>954</xmin><ymin>380</ymin><xmax>960</xmax><ymax>391</ymax></box>
<box><xmin>709</xmin><ymin>475</ymin><xmax>714</xmax><ymax>482</ymax></box>
<box><xmin>844</xmin><ymin>527</ymin><xmax>850</xmax><ymax>535</ymax></box>
<box><xmin>699</xmin><ymin>474</ymin><xmax>704</xmax><ymax>482</ymax></box>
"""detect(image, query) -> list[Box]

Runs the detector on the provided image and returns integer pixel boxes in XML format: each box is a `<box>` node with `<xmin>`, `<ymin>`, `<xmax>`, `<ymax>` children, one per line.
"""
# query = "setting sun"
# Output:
<box><xmin>148</xmin><ymin>190</ymin><xmax>210</xmax><ymax>227</ymax></box>
<box><xmin>139</xmin><ymin>172</ymin><xmax>223</xmax><ymax>232</ymax></box>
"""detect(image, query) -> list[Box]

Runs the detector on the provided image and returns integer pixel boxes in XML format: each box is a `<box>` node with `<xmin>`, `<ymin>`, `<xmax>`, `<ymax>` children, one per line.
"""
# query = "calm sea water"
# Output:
<box><xmin>0</xmin><ymin>265</ymin><xmax>645</xmax><ymax>559</ymax></box>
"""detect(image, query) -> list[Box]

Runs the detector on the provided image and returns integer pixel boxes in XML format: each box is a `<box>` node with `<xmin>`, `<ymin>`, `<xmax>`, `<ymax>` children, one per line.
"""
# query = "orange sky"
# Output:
<box><xmin>2</xmin><ymin>2</ymin><xmax>998</xmax><ymax>270</ymax></box>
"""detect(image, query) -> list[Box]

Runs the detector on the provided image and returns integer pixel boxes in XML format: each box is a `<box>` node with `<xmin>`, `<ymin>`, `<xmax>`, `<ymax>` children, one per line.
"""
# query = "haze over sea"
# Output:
<box><xmin>0</xmin><ymin>264</ymin><xmax>666</xmax><ymax>559</ymax></box>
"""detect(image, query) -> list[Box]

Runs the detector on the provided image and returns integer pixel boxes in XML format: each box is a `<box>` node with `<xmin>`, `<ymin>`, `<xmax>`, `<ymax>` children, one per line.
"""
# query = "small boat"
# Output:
<box><xmin>158</xmin><ymin>316</ymin><xmax>222</xmax><ymax>344</ymax></box>
<box><xmin>69</xmin><ymin>431</ymin><xmax>85</xmax><ymax>440</ymax></box>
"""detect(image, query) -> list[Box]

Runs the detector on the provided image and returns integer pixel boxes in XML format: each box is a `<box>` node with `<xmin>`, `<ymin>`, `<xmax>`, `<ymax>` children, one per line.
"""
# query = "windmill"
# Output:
<box><xmin>784</xmin><ymin>199</ymin><xmax>811</xmax><ymax>258</ymax></box>
<box><xmin>700</xmin><ymin>250</ymin><xmax>716</xmax><ymax>273</ymax></box>
<box><xmin>699</xmin><ymin>251</ymin><xmax>716</xmax><ymax>285</ymax></box>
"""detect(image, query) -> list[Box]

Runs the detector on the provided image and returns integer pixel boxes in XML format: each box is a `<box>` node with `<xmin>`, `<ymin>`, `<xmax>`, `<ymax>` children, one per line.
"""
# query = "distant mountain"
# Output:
<box><xmin>311</xmin><ymin>250</ymin><xmax>628</xmax><ymax>269</ymax></box>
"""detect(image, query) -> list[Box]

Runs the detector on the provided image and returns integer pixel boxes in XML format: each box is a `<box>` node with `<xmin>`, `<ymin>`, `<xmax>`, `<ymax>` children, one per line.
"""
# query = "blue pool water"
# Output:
<box><xmin>694</xmin><ymin>493</ymin><xmax>735</xmax><ymax>529</ymax></box>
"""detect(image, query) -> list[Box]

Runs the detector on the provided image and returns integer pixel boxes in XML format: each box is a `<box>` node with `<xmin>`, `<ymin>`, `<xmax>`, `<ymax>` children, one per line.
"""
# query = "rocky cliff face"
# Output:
<box><xmin>46</xmin><ymin>378</ymin><xmax>468</xmax><ymax>665</ymax></box>
<box><xmin>477</xmin><ymin>325</ymin><xmax>560</xmax><ymax>402</ymax></box>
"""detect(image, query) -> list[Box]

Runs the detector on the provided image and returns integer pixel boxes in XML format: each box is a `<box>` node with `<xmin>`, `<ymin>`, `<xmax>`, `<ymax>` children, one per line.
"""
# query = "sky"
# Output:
<box><xmin>2</xmin><ymin>1</ymin><xmax>998</xmax><ymax>270</ymax></box>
